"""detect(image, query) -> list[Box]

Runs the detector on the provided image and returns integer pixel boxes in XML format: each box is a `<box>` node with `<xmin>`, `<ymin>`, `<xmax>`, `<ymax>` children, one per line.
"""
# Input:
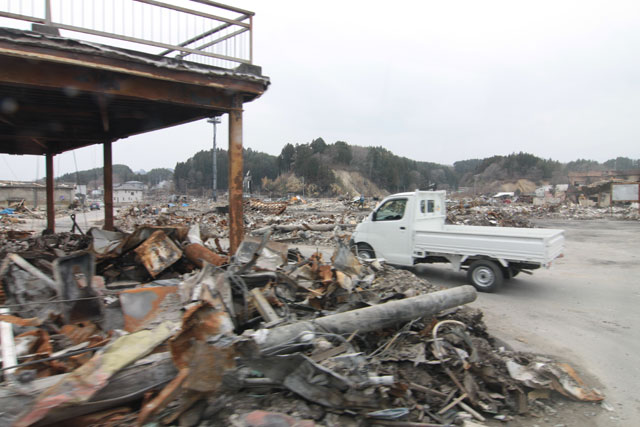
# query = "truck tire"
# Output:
<box><xmin>356</xmin><ymin>243</ymin><xmax>376</xmax><ymax>259</ymax></box>
<box><xmin>467</xmin><ymin>260</ymin><xmax>503</xmax><ymax>292</ymax></box>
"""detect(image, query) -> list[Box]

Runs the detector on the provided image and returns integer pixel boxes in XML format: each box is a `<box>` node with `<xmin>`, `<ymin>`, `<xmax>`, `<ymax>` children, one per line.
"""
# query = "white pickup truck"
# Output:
<box><xmin>351</xmin><ymin>190</ymin><xmax>564</xmax><ymax>292</ymax></box>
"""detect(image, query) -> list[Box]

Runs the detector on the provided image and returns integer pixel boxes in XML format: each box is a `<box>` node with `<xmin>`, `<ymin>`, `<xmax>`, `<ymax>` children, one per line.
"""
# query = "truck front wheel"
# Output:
<box><xmin>467</xmin><ymin>260</ymin><xmax>503</xmax><ymax>292</ymax></box>
<box><xmin>356</xmin><ymin>243</ymin><xmax>376</xmax><ymax>259</ymax></box>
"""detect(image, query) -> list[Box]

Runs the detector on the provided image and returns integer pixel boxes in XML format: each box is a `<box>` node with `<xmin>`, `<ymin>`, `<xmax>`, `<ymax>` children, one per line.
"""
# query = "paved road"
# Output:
<box><xmin>15</xmin><ymin>209</ymin><xmax>105</xmax><ymax>233</ymax></box>
<box><xmin>412</xmin><ymin>219</ymin><xmax>640</xmax><ymax>426</ymax></box>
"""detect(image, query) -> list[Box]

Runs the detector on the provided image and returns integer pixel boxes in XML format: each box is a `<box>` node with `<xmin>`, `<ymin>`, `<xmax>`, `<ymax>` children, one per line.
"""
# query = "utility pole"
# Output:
<box><xmin>207</xmin><ymin>117</ymin><xmax>221</xmax><ymax>201</ymax></box>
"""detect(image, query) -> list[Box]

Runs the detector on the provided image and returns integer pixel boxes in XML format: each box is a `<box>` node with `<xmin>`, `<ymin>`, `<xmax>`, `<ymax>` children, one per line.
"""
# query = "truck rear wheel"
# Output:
<box><xmin>356</xmin><ymin>243</ymin><xmax>376</xmax><ymax>259</ymax></box>
<box><xmin>467</xmin><ymin>260</ymin><xmax>503</xmax><ymax>292</ymax></box>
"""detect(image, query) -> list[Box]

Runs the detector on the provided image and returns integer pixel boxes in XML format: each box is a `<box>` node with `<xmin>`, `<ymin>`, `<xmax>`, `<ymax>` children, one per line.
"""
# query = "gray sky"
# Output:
<box><xmin>1</xmin><ymin>0</ymin><xmax>639</xmax><ymax>181</ymax></box>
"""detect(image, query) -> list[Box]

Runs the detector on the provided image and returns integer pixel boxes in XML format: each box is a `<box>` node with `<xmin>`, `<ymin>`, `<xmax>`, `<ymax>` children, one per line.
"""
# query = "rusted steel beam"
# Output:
<box><xmin>103</xmin><ymin>142</ymin><xmax>114</xmax><ymax>231</ymax></box>
<box><xmin>228</xmin><ymin>95</ymin><xmax>244</xmax><ymax>254</ymax></box>
<box><xmin>45</xmin><ymin>153</ymin><xmax>55</xmax><ymax>232</ymax></box>
<box><xmin>0</xmin><ymin>49</ymin><xmax>267</xmax><ymax>102</ymax></box>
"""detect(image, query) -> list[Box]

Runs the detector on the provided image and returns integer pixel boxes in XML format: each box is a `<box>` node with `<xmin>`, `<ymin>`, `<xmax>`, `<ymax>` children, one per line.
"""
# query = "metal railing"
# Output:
<box><xmin>0</xmin><ymin>0</ymin><xmax>253</xmax><ymax>69</ymax></box>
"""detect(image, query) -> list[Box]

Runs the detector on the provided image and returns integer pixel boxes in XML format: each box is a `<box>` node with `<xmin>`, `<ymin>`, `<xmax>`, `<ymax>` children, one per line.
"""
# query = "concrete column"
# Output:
<box><xmin>103</xmin><ymin>141</ymin><xmax>114</xmax><ymax>231</ymax></box>
<box><xmin>45</xmin><ymin>153</ymin><xmax>54</xmax><ymax>232</ymax></box>
<box><xmin>228</xmin><ymin>96</ymin><xmax>244</xmax><ymax>254</ymax></box>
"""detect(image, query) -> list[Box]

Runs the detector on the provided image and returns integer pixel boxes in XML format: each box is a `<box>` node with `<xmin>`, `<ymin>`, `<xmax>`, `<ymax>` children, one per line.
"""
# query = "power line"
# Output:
<box><xmin>2</xmin><ymin>155</ymin><xmax>20</xmax><ymax>181</ymax></box>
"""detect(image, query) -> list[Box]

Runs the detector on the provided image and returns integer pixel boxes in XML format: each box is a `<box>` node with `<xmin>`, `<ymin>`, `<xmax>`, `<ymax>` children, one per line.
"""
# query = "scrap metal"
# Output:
<box><xmin>0</xmin><ymin>217</ymin><xmax>608</xmax><ymax>426</ymax></box>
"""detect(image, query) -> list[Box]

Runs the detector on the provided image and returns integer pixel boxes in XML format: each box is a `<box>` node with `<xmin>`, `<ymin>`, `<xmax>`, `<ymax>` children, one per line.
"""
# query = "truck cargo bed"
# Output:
<box><xmin>414</xmin><ymin>225</ymin><xmax>564</xmax><ymax>264</ymax></box>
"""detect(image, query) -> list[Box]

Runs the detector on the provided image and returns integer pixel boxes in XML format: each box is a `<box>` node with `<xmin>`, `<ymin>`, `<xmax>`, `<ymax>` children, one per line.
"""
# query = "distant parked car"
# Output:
<box><xmin>90</xmin><ymin>202</ymin><xmax>100</xmax><ymax>210</ymax></box>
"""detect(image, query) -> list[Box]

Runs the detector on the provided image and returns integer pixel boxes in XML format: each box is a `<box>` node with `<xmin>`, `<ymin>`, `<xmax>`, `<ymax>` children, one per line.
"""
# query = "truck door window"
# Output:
<box><xmin>375</xmin><ymin>198</ymin><xmax>407</xmax><ymax>221</ymax></box>
<box><xmin>427</xmin><ymin>200</ymin><xmax>434</xmax><ymax>213</ymax></box>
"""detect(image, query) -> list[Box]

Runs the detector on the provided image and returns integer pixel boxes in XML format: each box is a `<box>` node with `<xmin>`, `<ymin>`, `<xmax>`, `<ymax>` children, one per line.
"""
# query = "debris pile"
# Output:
<box><xmin>110</xmin><ymin>199</ymin><xmax>366</xmax><ymax>246</ymax></box>
<box><xmin>0</xmin><ymin>202</ymin><xmax>32</xmax><ymax>230</ymax></box>
<box><xmin>246</xmin><ymin>198</ymin><xmax>288</xmax><ymax>215</ymax></box>
<box><xmin>446</xmin><ymin>204</ymin><xmax>534</xmax><ymax>228</ymax></box>
<box><xmin>529</xmin><ymin>204</ymin><xmax>640</xmax><ymax>221</ymax></box>
<box><xmin>0</xmin><ymin>226</ymin><xmax>605</xmax><ymax>426</ymax></box>
<box><xmin>447</xmin><ymin>200</ymin><xmax>640</xmax><ymax>226</ymax></box>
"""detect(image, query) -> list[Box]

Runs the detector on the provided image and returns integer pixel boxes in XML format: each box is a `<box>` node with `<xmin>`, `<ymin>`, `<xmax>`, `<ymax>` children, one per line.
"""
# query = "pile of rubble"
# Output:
<box><xmin>446</xmin><ymin>204</ymin><xmax>534</xmax><ymax>228</ymax></box>
<box><xmin>111</xmin><ymin>199</ymin><xmax>367</xmax><ymax>247</ymax></box>
<box><xmin>0</xmin><ymin>200</ymin><xmax>43</xmax><ymax>232</ymax></box>
<box><xmin>0</xmin><ymin>225</ymin><xmax>605</xmax><ymax>426</ymax></box>
<box><xmin>529</xmin><ymin>204</ymin><xmax>640</xmax><ymax>221</ymax></box>
<box><xmin>446</xmin><ymin>200</ymin><xmax>640</xmax><ymax>226</ymax></box>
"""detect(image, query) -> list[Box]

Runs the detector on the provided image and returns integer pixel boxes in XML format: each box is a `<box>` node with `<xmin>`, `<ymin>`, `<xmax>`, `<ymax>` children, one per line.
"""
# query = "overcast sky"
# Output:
<box><xmin>1</xmin><ymin>0</ymin><xmax>639</xmax><ymax>181</ymax></box>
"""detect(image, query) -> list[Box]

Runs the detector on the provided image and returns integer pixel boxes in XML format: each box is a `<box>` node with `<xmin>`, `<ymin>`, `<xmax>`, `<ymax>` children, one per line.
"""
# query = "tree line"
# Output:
<box><xmin>57</xmin><ymin>144</ymin><xmax>639</xmax><ymax>197</ymax></box>
<box><xmin>56</xmin><ymin>165</ymin><xmax>173</xmax><ymax>187</ymax></box>
<box><xmin>454</xmin><ymin>154</ymin><xmax>640</xmax><ymax>187</ymax></box>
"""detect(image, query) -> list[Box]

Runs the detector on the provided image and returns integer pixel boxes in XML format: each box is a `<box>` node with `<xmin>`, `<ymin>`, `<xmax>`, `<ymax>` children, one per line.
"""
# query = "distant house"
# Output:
<box><xmin>113</xmin><ymin>181</ymin><xmax>145</xmax><ymax>204</ymax></box>
<box><xmin>0</xmin><ymin>181</ymin><xmax>74</xmax><ymax>208</ymax></box>
<box><xmin>533</xmin><ymin>184</ymin><xmax>567</xmax><ymax>205</ymax></box>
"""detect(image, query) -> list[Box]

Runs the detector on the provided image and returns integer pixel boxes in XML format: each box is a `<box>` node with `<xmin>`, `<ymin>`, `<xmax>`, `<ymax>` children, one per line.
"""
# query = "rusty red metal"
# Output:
<box><xmin>137</xmin><ymin>303</ymin><xmax>236</xmax><ymax>425</ymax></box>
<box><xmin>63</xmin><ymin>407</ymin><xmax>132</xmax><ymax>427</ymax></box>
<box><xmin>0</xmin><ymin>314</ymin><xmax>42</xmax><ymax>327</ymax></box>
<box><xmin>119</xmin><ymin>286</ymin><xmax>179</xmax><ymax>332</ymax></box>
<box><xmin>46</xmin><ymin>153</ymin><xmax>55</xmax><ymax>232</ymax></box>
<box><xmin>184</xmin><ymin>243</ymin><xmax>228</xmax><ymax>268</ymax></box>
<box><xmin>60</xmin><ymin>322</ymin><xmax>99</xmax><ymax>345</ymax></box>
<box><xmin>103</xmin><ymin>142</ymin><xmax>114</xmax><ymax>231</ymax></box>
<box><xmin>228</xmin><ymin>95</ymin><xmax>244</xmax><ymax>254</ymax></box>
<box><xmin>133</xmin><ymin>230</ymin><xmax>183</xmax><ymax>277</ymax></box>
<box><xmin>183</xmin><ymin>340</ymin><xmax>236</xmax><ymax>392</ymax></box>
<box><xmin>169</xmin><ymin>304</ymin><xmax>234</xmax><ymax>368</ymax></box>
<box><xmin>136</xmin><ymin>368</ymin><xmax>189</xmax><ymax>426</ymax></box>
<box><xmin>246</xmin><ymin>199</ymin><xmax>287</xmax><ymax>215</ymax></box>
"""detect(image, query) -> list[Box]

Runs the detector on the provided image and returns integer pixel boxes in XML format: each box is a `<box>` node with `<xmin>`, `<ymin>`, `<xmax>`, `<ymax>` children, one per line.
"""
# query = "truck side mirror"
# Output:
<box><xmin>372</xmin><ymin>211</ymin><xmax>377</xmax><ymax>221</ymax></box>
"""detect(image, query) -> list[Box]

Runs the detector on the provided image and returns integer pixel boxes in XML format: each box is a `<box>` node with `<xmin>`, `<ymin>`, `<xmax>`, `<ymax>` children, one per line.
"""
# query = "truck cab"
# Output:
<box><xmin>354</xmin><ymin>191</ymin><xmax>447</xmax><ymax>264</ymax></box>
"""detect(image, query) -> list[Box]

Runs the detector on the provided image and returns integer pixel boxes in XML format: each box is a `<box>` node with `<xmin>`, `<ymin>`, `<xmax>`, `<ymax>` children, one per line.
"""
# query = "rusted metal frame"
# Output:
<box><xmin>228</xmin><ymin>95</ymin><xmax>244</xmax><ymax>254</ymax></box>
<box><xmin>159</xmin><ymin>13</ymin><xmax>250</xmax><ymax>56</ymax></box>
<box><xmin>103</xmin><ymin>141</ymin><xmax>114</xmax><ymax>231</ymax></box>
<box><xmin>134</xmin><ymin>0</ymin><xmax>251</xmax><ymax>28</ymax></box>
<box><xmin>189</xmin><ymin>0</ymin><xmax>255</xmax><ymax>16</ymax></box>
<box><xmin>97</xmin><ymin>96</ymin><xmax>110</xmax><ymax>132</ymax></box>
<box><xmin>0</xmin><ymin>111</ymin><xmax>216</xmax><ymax>156</ymax></box>
<box><xmin>45</xmin><ymin>152</ymin><xmax>55</xmax><ymax>232</ymax></box>
<box><xmin>179</xmin><ymin>27</ymin><xmax>249</xmax><ymax>60</ymax></box>
<box><xmin>47</xmin><ymin>22</ymin><xmax>251</xmax><ymax>65</ymax></box>
<box><xmin>0</xmin><ymin>137</ymin><xmax>98</xmax><ymax>156</ymax></box>
<box><xmin>30</xmin><ymin>138</ymin><xmax>47</xmax><ymax>149</ymax></box>
<box><xmin>0</xmin><ymin>48</ymin><xmax>266</xmax><ymax>95</ymax></box>
<box><xmin>0</xmin><ymin>57</ymin><xmax>260</xmax><ymax>108</ymax></box>
<box><xmin>108</xmin><ymin>111</ymin><xmax>217</xmax><ymax>147</ymax></box>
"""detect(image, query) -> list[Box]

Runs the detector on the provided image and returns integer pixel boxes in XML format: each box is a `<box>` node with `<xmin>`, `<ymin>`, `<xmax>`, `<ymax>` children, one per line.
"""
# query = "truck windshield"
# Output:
<box><xmin>375</xmin><ymin>198</ymin><xmax>407</xmax><ymax>221</ymax></box>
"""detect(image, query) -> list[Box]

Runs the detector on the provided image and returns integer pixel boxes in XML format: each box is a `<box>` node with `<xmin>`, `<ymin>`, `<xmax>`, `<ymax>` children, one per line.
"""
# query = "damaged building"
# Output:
<box><xmin>0</xmin><ymin>181</ymin><xmax>74</xmax><ymax>208</ymax></box>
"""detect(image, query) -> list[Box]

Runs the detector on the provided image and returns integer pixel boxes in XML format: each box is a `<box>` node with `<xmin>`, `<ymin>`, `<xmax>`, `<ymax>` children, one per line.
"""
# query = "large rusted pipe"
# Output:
<box><xmin>228</xmin><ymin>95</ymin><xmax>244</xmax><ymax>254</ymax></box>
<box><xmin>184</xmin><ymin>243</ymin><xmax>228</xmax><ymax>268</ymax></box>
<box><xmin>256</xmin><ymin>286</ymin><xmax>478</xmax><ymax>352</ymax></box>
<box><xmin>45</xmin><ymin>153</ymin><xmax>55</xmax><ymax>233</ymax></box>
<box><xmin>103</xmin><ymin>141</ymin><xmax>114</xmax><ymax>231</ymax></box>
